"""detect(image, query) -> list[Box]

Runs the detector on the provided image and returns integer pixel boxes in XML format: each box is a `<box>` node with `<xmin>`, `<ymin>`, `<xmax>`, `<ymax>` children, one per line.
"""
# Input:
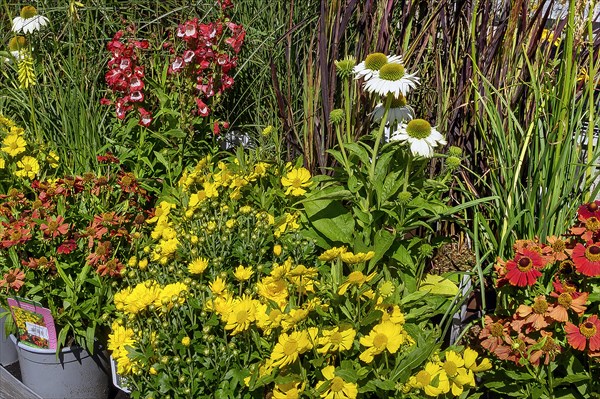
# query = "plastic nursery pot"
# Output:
<box><xmin>10</xmin><ymin>335</ymin><xmax>111</xmax><ymax>399</ymax></box>
<box><xmin>0</xmin><ymin>307</ymin><xmax>18</xmax><ymax>366</ymax></box>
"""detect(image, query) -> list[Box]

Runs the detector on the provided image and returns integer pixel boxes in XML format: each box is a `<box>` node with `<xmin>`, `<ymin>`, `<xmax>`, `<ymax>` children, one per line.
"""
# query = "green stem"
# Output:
<box><xmin>344</xmin><ymin>76</ymin><xmax>352</xmax><ymax>142</ymax></box>
<box><xmin>367</xmin><ymin>95</ymin><xmax>392</xmax><ymax>208</ymax></box>
<box><xmin>402</xmin><ymin>156</ymin><xmax>413</xmax><ymax>192</ymax></box>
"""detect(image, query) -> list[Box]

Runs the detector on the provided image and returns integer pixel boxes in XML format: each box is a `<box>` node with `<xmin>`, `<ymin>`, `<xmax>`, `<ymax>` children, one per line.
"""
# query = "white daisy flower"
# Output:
<box><xmin>4</xmin><ymin>36</ymin><xmax>28</xmax><ymax>63</ymax></box>
<box><xmin>372</xmin><ymin>94</ymin><xmax>414</xmax><ymax>125</ymax></box>
<box><xmin>12</xmin><ymin>6</ymin><xmax>49</xmax><ymax>34</ymax></box>
<box><xmin>353</xmin><ymin>52</ymin><xmax>402</xmax><ymax>80</ymax></box>
<box><xmin>390</xmin><ymin>119</ymin><xmax>446</xmax><ymax>158</ymax></box>
<box><xmin>363</xmin><ymin>63</ymin><xmax>419</xmax><ymax>97</ymax></box>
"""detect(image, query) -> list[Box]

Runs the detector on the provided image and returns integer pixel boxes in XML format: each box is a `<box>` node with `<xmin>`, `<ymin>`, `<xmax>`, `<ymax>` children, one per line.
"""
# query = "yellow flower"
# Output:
<box><xmin>255</xmin><ymin>305</ymin><xmax>283</xmax><ymax>335</ymax></box>
<box><xmin>115</xmin><ymin>354</ymin><xmax>133</xmax><ymax>375</ymax></box>
<box><xmin>138</xmin><ymin>259</ymin><xmax>148</xmax><ymax>270</ymax></box>
<box><xmin>359</xmin><ymin>321</ymin><xmax>406</xmax><ymax>363</ymax></box>
<box><xmin>127</xmin><ymin>256</ymin><xmax>137</xmax><ymax>267</ymax></box>
<box><xmin>318</xmin><ymin>246</ymin><xmax>347</xmax><ymax>261</ymax></box>
<box><xmin>0</xmin><ymin>158</ymin><xmax>5</xmax><ymax>169</ymax></box>
<box><xmin>317</xmin><ymin>326</ymin><xmax>356</xmax><ymax>354</ymax></box>
<box><xmin>47</xmin><ymin>151</ymin><xmax>59</xmax><ymax>168</ymax></box>
<box><xmin>280</xmin><ymin>308</ymin><xmax>309</xmax><ymax>331</ymax></box>
<box><xmin>338</xmin><ymin>270</ymin><xmax>377</xmax><ymax>295</ymax></box>
<box><xmin>108</xmin><ymin>321</ymin><xmax>136</xmax><ymax>360</ymax></box>
<box><xmin>203</xmin><ymin>181</ymin><xmax>219</xmax><ymax>198</ymax></box>
<box><xmin>10</xmin><ymin>126</ymin><xmax>24</xmax><ymax>136</ymax></box>
<box><xmin>210</xmin><ymin>276</ymin><xmax>228</xmax><ymax>297</ymax></box>
<box><xmin>340</xmin><ymin>251</ymin><xmax>375</xmax><ymax>264</ymax></box>
<box><xmin>375</xmin><ymin>302</ymin><xmax>405</xmax><ymax>325</ymax></box>
<box><xmin>273</xmin><ymin>381</ymin><xmax>303</xmax><ymax>399</ymax></box>
<box><xmin>281</xmin><ymin>167</ymin><xmax>312</xmax><ymax>196</ymax></box>
<box><xmin>149</xmin><ymin>366</ymin><xmax>157</xmax><ymax>375</ymax></box>
<box><xmin>234</xmin><ymin>265</ymin><xmax>254</xmax><ymax>281</ymax></box>
<box><xmin>257</xmin><ymin>276</ymin><xmax>289</xmax><ymax>309</ymax></box>
<box><xmin>273</xmin><ymin>244</ymin><xmax>282</xmax><ymax>256</ymax></box>
<box><xmin>316</xmin><ymin>365</ymin><xmax>358</xmax><ymax>399</ymax></box>
<box><xmin>541</xmin><ymin>28</ymin><xmax>561</xmax><ymax>47</ymax></box>
<box><xmin>224</xmin><ymin>295</ymin><xmax>257</xmax><ymax>335</ymax></box>
<box><xmin>123</xmin><ymin>281</ymin><xmax>161</xmax><ymax>315</ymax></box>
<box><xmin>2</xmin><ymin>134</ymin><xmax>26</xmax><ymax>157</ymax></box>
<box><xmin>463</xmin><ymin>348</ymin><xmax>492</xmax><ymax>373</ymax></box>
<box><xmin>181</xmin><ymin>336</ymin><xmax>191</xmax><ymax>346</ymax></box>
<box><xmin>269</xmin><ymin>330</ymin><xmax>311</xmax><ymax>368</ymax></box>
<box><xmin>155</xmin><ymin>282</ymin><xmax>187</xmax><ymax>312</ymax></box>
<box><xmin>262</xmin><ymin>125</ymin><xmax>273</xmax><ymax>136</ymax></box>
<box><xmin>188</xmin><ymin>257</ymin><xmax>209</xmax><ymax>275</ymax></box>
<box><xmin>407</xmin><ymin>362</ymin><xmax>450</xmax><ymax>397</ymax></box>
<box><xmin>442</xmin><ymin>350</ymin><xmax>475</xmax><ymax>396</ymax></box>
<box><xmin>275</xmin><ymin>212</ymin><xmax>300</xmax><ymax>238</ymax></box>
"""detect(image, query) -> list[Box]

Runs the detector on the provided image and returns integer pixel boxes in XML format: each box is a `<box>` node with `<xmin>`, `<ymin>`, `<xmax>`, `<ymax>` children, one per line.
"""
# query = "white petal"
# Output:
<box><xmin>411</xmin><ymin>140</ymin><xmax>433</xmax><ymax>157</ymax></box>
<box><xmin>12</xmin><ymin>18</ymin><xmax>24</xmax><ymax>33</ymax></box>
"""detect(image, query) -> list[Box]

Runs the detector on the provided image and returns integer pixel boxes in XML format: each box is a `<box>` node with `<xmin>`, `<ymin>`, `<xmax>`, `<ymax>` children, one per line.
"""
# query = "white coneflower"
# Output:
<box><xmin>353</xmin><ymin>52</ymin><xmax>402</xmax><ymax>80</ymax></box>
<box><xmin>390</xmin><ymin>119</ymin><xmax>446</xmax><ymax>158</ymax></box>
<box><xmin>363</xmin><ymin>63</ymin><xmax>419</xmax><ymax>97</ymax></box>
<box><xmin>372</xmin><ymin>94</ymin><xmax>414</xmax><ymax>125</ymax></box>
<box><xmin>12</xmin><ymin>6</ymin><xmax>49</xmax><ymax>34</ymax></box>
<box><xmin>5</xmin><ymin>36</ymin><xmax>27</xmax><ymax>63</ymax></box>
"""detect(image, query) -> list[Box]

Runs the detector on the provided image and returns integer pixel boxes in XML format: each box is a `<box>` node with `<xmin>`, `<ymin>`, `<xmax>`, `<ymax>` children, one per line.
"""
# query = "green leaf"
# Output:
<box><xmin>368</xmin><ymin>230</ymin><xmax>395</xmax><ymax>270</ymax></box>
<box><xmin>391</xmin><ymin>245</ymin><xmax>414</xmax><ymax>268</ymax></box>
<box><xmin>163</xmin><ymin>128</ymin><xmax>187</xmax><ymax>139</ymax></box>
<box><xmin>303</xmin><ymin>198</ymin><xmax>354</xmax><ymax>244</ymax></box>
<box><xmin>418</xmin><ymin>274</ymin><xmax>460</xmax><ymax>296</ymax></box>
<box><xmin>345</xmin><ymin>142</ymin><xmax>371</xmax><ymax>166</ymax></box>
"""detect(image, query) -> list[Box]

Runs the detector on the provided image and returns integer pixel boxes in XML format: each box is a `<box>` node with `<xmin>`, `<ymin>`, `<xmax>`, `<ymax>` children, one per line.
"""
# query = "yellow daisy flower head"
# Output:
<box><xmin>269</xmin><ymin>330</ymin><xmax>311</xmax><ymax>368</ymax></box>
<box><xmin>14</xmin><ymin>155</ymin><xmax>40</xmax><ymax>179</ymax></box>
<box><xmin>0</xmin><ymin>158</ymin><xmax>5</xmax><ymax>169</ymax></box>
<box><xmin>316</xmin><ymin>365</ymin><xmax>358</xmax><ymax>399</ymax></box>
<box><xmin>181</xmin><ymin>336</ymin><xmax>191</xmax><ymax>346</ymax></box>
<box><xmin>359</xmin><ymin>321</ymin><xmax>406</xmax><ymax>363</ymax></box>
<box><xmin>257</xmin><ymin>276</ymin><xmax>289</xmax><ymax>309</ymax></box>
<box><xmin>377</xmin><ymin>303</ymin><xmax>405</xmax><ymax>325</ymax></box>
<box><xmin>340</xmin><ymin>250</ymin><xmax>375</xmax><ymax>264</ymax></box>
<box><xmin>224</xmin><ymin>295</ymin><xmax>257</xmax><ymax>335</ymax></box>
<box><xmin>273</xmin><ymin>381</ymin><xmax>304</xmax><ymax>399</ymax></box>
<box><xmin>317</xmin><ymin>326</ymin><xmax>356</xmax><ymax>354</ymax></box>
<box><xmin>338</xmin><ymin>270</ymin><xmax>377</xmax><ymax>295</ymax></box>
<box><xmin>408</xmin><ymin>362</ymin><xmax>450</xmax><ymax>397</ymax></box>
<box><xmin>463</xmin><ymin>347</ymin><xmax>492</xmax><ymax>373</ymax></box>
<box><xmin>234</xmin><ymin>265</ymin><xmax>254</xmax><ymax>282</ymax></box>
<box><xmin>210</xmin><ymin>276</ymin><xmax>228</xmax><ymax>297</ymax></box>
<box><xmin>155</xmin><ymin>282</ymin><xmax>188</xmax><ymax>311</ymax></box>
<box><xmin>281</xmin><ymin>167</ymin><xmax>312</xmax><ymax>196</ymax></box>
<box><xmin>108</xmin><ymin>322</ymin><xmax>136</xmax><ymax>359</ymax></box>
<box><xmin>47</xmin><ymin>151</ymin><xmax>59</xmax><ymax>168</ymax></box>
<box><xmin>10</xmin><ymin>126</ymin><xmax>25</xmax><ymax>136</ymax></box>
<box><xmin>188</xmin><ymin>257</ymin><xmax>209</xmax><ymax>275</ymax></box>
<box><xmin>318</xmin><ymin>246</ymin><xmax>347</xmax><ymax>262</ymax></box>
<box><xmin>255</xmin><ymin>305</ymin><xmax>283</xmax><ymax>335</ymax></box>
<box><xmin>273</xmin><ymin>244</ymin><xmax>282</xmax><ymax>256</ymax></box>
<box><xmin>2</xmin><ymin>134</ymin><xmax>26</xmax><ymax>157</ymax></box>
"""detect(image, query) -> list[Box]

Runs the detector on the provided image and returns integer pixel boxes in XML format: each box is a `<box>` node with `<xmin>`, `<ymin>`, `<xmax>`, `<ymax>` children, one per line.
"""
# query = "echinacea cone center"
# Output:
<box><xmin>557</xmin><ymin>292</ymin><xmax>573</xmax><ymax>308</ymax></box>
<box><xmin>532</xmin><ymin>299</ymin><xmax>548</xmax><ymax>314</ymax></box>
<box><xmin>378</xmin><ymin>63</ymin><xmax>405</xmax><ymax>81</ymax></box>
<box><xmin>517</xmin><ymin>257</ymin><xmax>532</xmax><ymax>272</ymax></box>
<box><xmin>20</xmin><ymin>5</ymin><xmax>38</xmax><ymax>19</ymax></box>
<box><xmin>283</xmin><ymin>339</ymin><xmax>298</xmax><ymax>356</ymax></box>
<box><xmin>443</xmin><ymin>361</ymin><xmax>458</xmax><ymax>377</ymax></box>
<box><xmin>373</xmin><ymin>333</ymin><xmax>388</xmax><ymax>349</ymax></box>
<box><xmin>588</xmin><ymin>202</ymin><xmax>598</xmax><ymax>212</ymax></box>
<box><xmin>390</xmin><ymin>94</ymin><xmax>408</xmax><ymax>108</ymax></box>
<box><xmin>585</xmin><ymin>245</ymin><xmax>600</xmax><ymax>261</ymax></box>
<box><xmin>580</xmin><ymin>321</ymin><xmax>597</xmax><ymax>338</ymax></box>
<box><xmin>415</xmin><ymin>370</ymin><xmax>431</xmax><ymax>386</ymax></box>
<box><xmin>406</xmin><ymin>119</ymin><xmax>432</xmax><ymax>139</ymax></box>
<box><xmin>330</xmin><ymin>377</ymin><xmax>345</xmax><ymax>392</ymax></box>
<box><xmin>364</xmin><ymin>53</ymin><xmax>388</xmax><ymax>71</ymax></box>
<box><xmin>490</xmin><ymin>322</ymin><xmax>504</xmax><ymax>337</ymax></box>
<box><xmin>8</xmin><ymin>36</ymin><xmax>27</xmax><ymax>51</ymax></box>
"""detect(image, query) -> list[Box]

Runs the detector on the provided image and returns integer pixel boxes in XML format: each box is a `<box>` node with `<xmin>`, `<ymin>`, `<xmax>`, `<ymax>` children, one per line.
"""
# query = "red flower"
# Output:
<box><xmin>572</xmin><ymin>243</ymin><xmax>600</xmax><ymax>277</ymax></box>
<box><xmin>565</xmin><ymin>315</ymin><xmax>600</xmax><ymax>352</ymax></box>
<box><xmin>0</xmin><ymin>268</ymin><xmax>25</xmax><ymax>291</ymax></box>
<box><xmin>577</xmin><ymin>201</ymin><xmax>600</xmax><ymax>221</ymax></box>
<box><xmin>96</xmin><ymin>258</ymin><xmax>124</xmax><ymax>277</ymax></box>
<box><xmin>40</xmin><ymin>215</ymin><xmax>69</xmax><ymax>238</ymax></box>
<box><xmin>57</xmin><ymin>239</ymin><xmax>77</xmax><ymax>254</ymax></box>
<box><xmin>505</xmin><ymin>249</ymin><xmax>543</xmax><ymax>287</ymax></box>
<box><xmin>196</xmin><ymin>98</ymin><xmax>210</xmax><ymax>117</ymax></box>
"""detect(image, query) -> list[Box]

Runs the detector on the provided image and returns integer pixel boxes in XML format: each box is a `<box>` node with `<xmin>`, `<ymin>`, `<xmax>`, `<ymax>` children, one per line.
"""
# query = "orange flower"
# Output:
<box><xmin>0</xmin><ymin>268</ymin><xmax>26</xmax><ymax>291</ymax></box>
<box><xmin>546</xmin><ymin>235</ymin><xmax>570</xmax><ymax>262</ymax></box>
<box><xmin>529</xmin><ymin>331</ymin><xmax>561</xmax><ymax>366</ymax></box>
<box><xmin>549</xmin><ymin>280</ymin><xmax>588</xmax><ymax>322</ymax></box>
<box><xmin>514</xmin><ymin>295</ymin><xmax>552</xmax><ymax>331</ymax></box>
<box><xmin>565</xmin><ymin>315</ymin><xmax>600</xmax><ymax>352</ymax></box>
<box><xmin>479</xmin><ymin>316</ymin><xmax>511</xmax><ymax>354</ymax></box>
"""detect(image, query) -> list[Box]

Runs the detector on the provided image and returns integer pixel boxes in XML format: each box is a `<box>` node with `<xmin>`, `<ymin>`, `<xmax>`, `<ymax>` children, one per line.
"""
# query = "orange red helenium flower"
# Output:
<box><xmin>571</xmin><ymin>242</ymin><xmax>600</xmax><ymax>277</ymax></box>
<box><xmin>565</xmin><ymin>315</ymin><xmax>600</xmax><ymax>352</ymax></box>
<box><xmin>504</xmin><ymin>248</ymin><xmax>544</xmax><ymax>287</ymax></box>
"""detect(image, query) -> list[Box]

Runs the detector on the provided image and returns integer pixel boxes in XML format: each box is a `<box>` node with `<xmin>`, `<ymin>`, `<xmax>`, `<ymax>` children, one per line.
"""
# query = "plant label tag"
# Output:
<box><xmin>7</xmin><ymin>297</ymin><xmax>57</xmax><ymax>350</ymax></box>
<box><xmin>110</xmin><ymin>355</ymin><xmax>131</xmax><ymax>393</ymax></box>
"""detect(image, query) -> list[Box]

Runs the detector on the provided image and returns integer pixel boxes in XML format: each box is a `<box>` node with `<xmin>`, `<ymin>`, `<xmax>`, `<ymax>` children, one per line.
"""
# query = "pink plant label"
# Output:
<box><xmin>7</xmin><ymin>297</ymin><xmax>57</xmax><ymax>350</ymax></box>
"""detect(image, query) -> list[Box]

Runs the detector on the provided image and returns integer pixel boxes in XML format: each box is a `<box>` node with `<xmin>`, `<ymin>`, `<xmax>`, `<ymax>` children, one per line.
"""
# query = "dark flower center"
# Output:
<box><xmin>6</xmin><ymin>274</ymin><xmax>16</xmax><ymax>283</ymax></box>
<box><xmin>551</xmin><ymin>239</ymin><xmax>566</xmax><ymax>253</ymax></box>
<box><xmin>517</xmin><ymin>257</ymin><xmax>532</xmax><ymax>272</ymax></box>
<box><xmin>490</xmin><ymin>322</ymin><xmax>504</xmax><ymax>337</ymax></box>
<box><xmin>585</xmin><ymin>245</ymin><xmax>600</xmax><ymax>261</ymax></box>
<box><xmin>585</xmin><ymin>217</ymin><xmax>600</xmax><ymax>231</ymax></box>
<box><xmin>580</xmin><ymin>321</ymin><xmax>597</xmax><ymax>338</ymax></box>
<box><xmin>559</xmin><ymin>260</ymin><xmax>575</xmax><ymax>275</ymax></box>
<box><xmin>557</xmin><ymin>292</ymin><xmax>573</xmax><ymax>308</ymax></box>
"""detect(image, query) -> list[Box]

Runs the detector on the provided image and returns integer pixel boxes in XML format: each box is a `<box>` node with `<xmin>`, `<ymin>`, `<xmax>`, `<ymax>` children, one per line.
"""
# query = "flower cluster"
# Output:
<box><xmin>102</xmin><ymin>30</ymin><xmax>151</xmax><ymax>125</ymax></box>
<box><xmin>0</xmin><ymin>155</ymin><xmax>153</xmax><ymax>350</ymax></box>
<box><xmin>0</xmin><ymin>115</ymin><xmax>57</xmax><ymax>184</ymax></box>
<box><xmin>405</xmin><ymin>348</ymin><xmax>490</xmax><ymax>397</ymax></box>
<box><xmin>475</xmin><ymin>201</ymin><xmax>600</xmax><ymax>395</ymax></box>
<box><xmin>352</xmin><ymin>53</ymin><xmax>445</xmax><ymax>158</ymax></box>
<box><xmin>169</xmin><ymin>12</ymin><xmax>245</xmax><ymax>119</ymax></box>
<box><xmin>106</xmin><ymin>149</ymin><xmax>477</xmax><ymax>398</ymax></box>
